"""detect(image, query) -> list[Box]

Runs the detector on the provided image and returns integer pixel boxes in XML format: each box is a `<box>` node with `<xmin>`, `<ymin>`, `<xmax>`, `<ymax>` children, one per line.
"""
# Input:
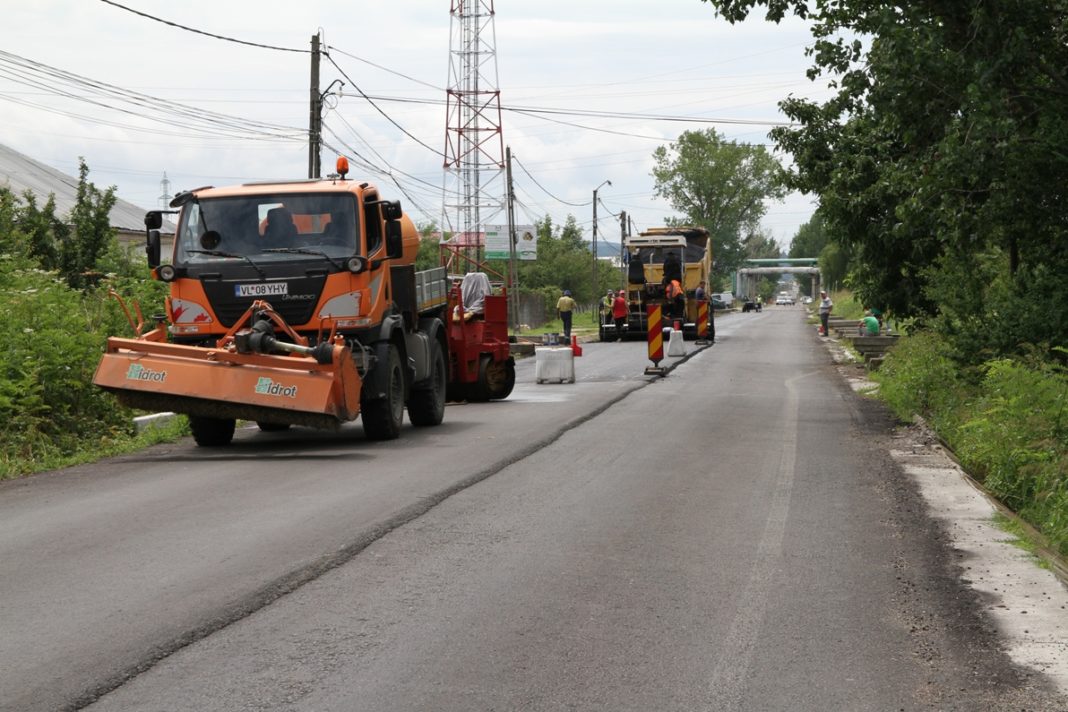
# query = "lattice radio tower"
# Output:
<box><xmin>442</xmin><ymin>0</ymin><xmax>505</xmax><ymax>261</ymax></box>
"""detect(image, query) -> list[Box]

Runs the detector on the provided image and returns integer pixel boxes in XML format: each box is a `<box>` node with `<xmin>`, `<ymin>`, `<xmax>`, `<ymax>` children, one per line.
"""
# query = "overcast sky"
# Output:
<box><xmin>2</xmin><ymin>0</ymin><xmax>829</xmax><ymax>251</ymax></box>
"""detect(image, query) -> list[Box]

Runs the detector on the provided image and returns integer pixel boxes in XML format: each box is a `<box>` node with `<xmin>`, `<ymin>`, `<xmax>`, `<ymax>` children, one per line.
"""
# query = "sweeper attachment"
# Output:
<box><xmin>94</xmin><ymin>296</ymin><xmax>363</xmax><ymax>445</ymax></box>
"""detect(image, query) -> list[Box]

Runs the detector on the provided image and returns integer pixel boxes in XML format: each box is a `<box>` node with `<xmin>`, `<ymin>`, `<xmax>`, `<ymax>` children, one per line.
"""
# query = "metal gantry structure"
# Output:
<box><xmin>442</xmin><ymin>0</ymin><xmax>506</xmax><ymax>262</ymax></box>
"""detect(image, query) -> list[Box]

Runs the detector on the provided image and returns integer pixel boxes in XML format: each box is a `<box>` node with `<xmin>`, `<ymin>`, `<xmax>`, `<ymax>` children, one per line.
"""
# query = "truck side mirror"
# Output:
<box><xmin>146</xmin><ymin>229</ymin><xmax>161</xmax><ymax>268</ymax></box>
<box><xmin>385</xmin><ymin>220</ymin><xmax>403</xmax><ymax>259</ymax></box>
<box><xmin>145</xmin><ymin>211</ymin><xmax>163</xmax><ymax>230</ymax></box>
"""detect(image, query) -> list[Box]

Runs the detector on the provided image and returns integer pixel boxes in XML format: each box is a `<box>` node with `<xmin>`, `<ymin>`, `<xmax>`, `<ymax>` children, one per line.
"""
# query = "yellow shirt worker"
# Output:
<box><xmin>556</xmin><ymin>290</ymin><xmax>577</xmax><ymax>338</ymax></box>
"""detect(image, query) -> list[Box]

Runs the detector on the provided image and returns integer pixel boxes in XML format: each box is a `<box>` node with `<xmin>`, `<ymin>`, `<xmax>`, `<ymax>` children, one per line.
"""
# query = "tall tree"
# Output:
<box><xmin>517</xmin><ymin>215</ymin><xmax>597</xmax><ymax>302</ymax></box>
<box><xmin>743</xmin><ymin>228</ymin><xmax>781</xmax><ymax>260</ymax></box>
<box><xmin>61</xmin><ymin>158</ymin><xmax>118</xmax><ymax>289</ymax></box>
<box><xmin>788</xmin><ymin>211</ymin><xmax>828</xmax><ymax>260</ymax></box>
<box><xmin>651</xmin><ymin>128</ymin><xmax>787</xmax><ymax>276</ymax></box>
<box><xmin>702</xmin><ymin>0</ymin><xmax>1068</xmax><ymax>354</ymax></box>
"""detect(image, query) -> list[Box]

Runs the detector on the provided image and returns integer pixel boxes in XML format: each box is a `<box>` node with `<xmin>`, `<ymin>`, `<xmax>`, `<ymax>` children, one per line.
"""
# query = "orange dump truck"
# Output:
<box><xmin>94</xmin><ymin>159</ymin><xmax>513</xmax><ymax>446</ymax></box>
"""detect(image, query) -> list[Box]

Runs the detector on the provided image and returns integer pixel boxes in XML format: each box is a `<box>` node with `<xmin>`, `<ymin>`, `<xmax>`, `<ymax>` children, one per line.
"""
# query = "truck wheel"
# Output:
<box><xmin>189</xmin><ymin>416</ymin><xmax>236</xmax><ymax>446</ymax></box>
<box><xmin>407</xmin><ymin>339</ymin><xmax>446</xmax><ymax>426</ymax></box>
<box><xmin>485</xmin><ymin>356</ymin><xmax>515</xmax><ymax>400</ymax></box>
<box><xmin>469</xmin><ymin>355</ymin><xmax>514</xmax><ymax>402</ymax></box>
<box><xmin>466</xmin><ymin>356</ymin><xmax>491</xmax><ymax>402</ymax></box>
<box><xmin>361</xmin><ymin>344</ymin><xmax>404</xmax><ymax>440</ymax></box>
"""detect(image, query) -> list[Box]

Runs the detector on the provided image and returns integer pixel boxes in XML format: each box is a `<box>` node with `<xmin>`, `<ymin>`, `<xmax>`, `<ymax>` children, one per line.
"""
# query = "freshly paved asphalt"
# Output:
<box><xmin>1</xmin><ymin>309</ymin><xmax>1063</xmax><ymax>710</ymax></box>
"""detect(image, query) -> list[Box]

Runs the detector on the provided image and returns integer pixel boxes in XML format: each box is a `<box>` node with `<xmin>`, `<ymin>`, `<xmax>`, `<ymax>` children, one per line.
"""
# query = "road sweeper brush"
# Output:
<box><xmin>94</xmin><ymin>298</ymin><xmax>364</xmax><ymax>434</ymax></box>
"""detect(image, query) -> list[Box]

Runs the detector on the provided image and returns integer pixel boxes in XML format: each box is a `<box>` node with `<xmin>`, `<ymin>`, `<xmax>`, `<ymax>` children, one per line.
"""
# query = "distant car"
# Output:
<box><xmin>710</xmin><ymin>297</ymin><xmax>728</xmax><ymax>311</ymax></box>
<box><xmin>775</xmin><ymin>295</ymin><xmax>794</xmax><ymax>305</ymax></box>
<box><xmin>802</xmin><ymin>296</ymin><xmax>813</xmax><ymax>305</ymax></box>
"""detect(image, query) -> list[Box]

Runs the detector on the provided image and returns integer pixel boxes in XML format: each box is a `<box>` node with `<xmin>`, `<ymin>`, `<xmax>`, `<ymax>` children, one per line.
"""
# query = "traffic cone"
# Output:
<box><xmin>571</xmin><ymin>334</ymin><xmax>583</xmax><ymax>357</ymax></box>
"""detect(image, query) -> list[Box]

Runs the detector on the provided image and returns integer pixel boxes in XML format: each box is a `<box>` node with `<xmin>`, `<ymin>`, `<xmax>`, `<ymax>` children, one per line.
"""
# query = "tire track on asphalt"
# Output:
<box><xmin>704</xmin><ymin>370</ymin><xmax>814</xmax><ymax>709</ymax></box>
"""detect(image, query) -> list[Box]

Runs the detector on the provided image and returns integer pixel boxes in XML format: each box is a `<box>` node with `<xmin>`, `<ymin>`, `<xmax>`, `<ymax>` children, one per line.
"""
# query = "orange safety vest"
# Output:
<box><xmin>666</xmin><ymin>279</ymin><xmax>682</xmax><ymax>299</ymax></box>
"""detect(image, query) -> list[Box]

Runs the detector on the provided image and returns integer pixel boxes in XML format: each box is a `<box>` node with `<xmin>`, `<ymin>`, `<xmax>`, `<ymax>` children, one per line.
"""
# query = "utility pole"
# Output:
<box><xmin>505</xmin><ymin>146</ymin><xmax>519</xmax><ymax>334</ymax></box>
<box><xmin>592</xmin><ymin>190</ymin><xmax>598</xmax><ymax>297</ymax></box>
<box><xmin>591</xmin><ymin>179</ymin><xmax>611</xmax><ymax>298</ymax></box>
<box><xmin>308</xmin><ymin>33</ymin><xmax>321</xmax><ymax>179</ymax></box>
<box><xmin>619</xmin><ymin>210</ymin><xmax>627</xmax><ymax>291</ymax></box>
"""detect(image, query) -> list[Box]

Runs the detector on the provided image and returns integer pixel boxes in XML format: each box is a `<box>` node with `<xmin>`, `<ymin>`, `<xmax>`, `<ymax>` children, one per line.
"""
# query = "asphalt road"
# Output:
<box><xmin>1</xmin><ymin>308</ymin><xmax>1064</xmax><ymax>710</ymax></box>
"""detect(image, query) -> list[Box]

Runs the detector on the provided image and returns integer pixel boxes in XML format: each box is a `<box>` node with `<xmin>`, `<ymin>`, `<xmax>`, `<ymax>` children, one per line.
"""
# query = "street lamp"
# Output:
<box><xmin>592</xmin><ymin>179</ymin><xmax>612</xmax><ymax>299</ymax></box>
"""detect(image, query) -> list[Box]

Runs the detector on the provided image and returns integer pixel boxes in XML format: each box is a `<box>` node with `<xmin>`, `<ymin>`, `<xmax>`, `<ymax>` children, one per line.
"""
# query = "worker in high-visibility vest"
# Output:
<box><xmin>665</xmin><ymin>278</ymin><xmax>684</xmax><ymax>319</ymax></box>
<box><xmin>602</xmin><ymin>290</ymin><xmax>615</xmax><ymax>325</ymax></box>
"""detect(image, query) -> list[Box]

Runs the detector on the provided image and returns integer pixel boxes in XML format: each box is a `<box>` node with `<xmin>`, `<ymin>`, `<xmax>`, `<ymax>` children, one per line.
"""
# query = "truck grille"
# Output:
<box><xmin>200</xmin><ymin>275</ymin><xmax>327</xmax><ymax>328</ymax></box>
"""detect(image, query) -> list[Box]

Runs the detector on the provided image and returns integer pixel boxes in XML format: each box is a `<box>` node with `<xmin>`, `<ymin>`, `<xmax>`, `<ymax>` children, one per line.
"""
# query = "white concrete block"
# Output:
<box><xmin>535</xmin><ymin>346</ymin><xmax>575</xmax><ymax>383</ymax></box>
<box><xmin>667</xmin><ymin>328</ymin><xmax>686</xmax><ymax>356</ymax></box>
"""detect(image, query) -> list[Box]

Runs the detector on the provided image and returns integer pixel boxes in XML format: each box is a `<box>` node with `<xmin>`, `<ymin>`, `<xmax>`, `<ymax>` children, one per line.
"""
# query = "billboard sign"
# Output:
<box><xmin>484</xmin><ymin>224</ymin><xmax>537</xmax><ymax>260</ymax></box>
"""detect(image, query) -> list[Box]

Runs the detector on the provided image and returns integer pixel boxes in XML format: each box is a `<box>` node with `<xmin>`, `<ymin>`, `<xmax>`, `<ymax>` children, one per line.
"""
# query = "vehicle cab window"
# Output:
<box><xmin>363</xmin><ymin>192</ymin><xmax>383</xmax><ymax>255</ymax></box>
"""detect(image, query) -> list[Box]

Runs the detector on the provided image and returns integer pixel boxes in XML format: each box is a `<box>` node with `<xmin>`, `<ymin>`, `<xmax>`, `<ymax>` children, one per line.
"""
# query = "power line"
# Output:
<box><xmin>324</xmin><ymin>114</ymin><xmax>442</xmax><ymax>192</ymax></box>
<box><xmin>325</xmin><ymin>45</ymin><xmax>441</xmax><ymax>91</ymax></box>
<box><xmin>322</xmin><ymin>52</ymin><xmax>443</xmax><ymax>158</ymax></box>
<box><xmin>513</xmin><ymin>156</ymin><xmax>590</xmax><ymax>208</ymax></box>
<box><xmin>597</xmin><ymin>197</ymin><xmax>622</xmax><ymax>219</ymax></box>
<box><xmin>0</xmin><ymin>50</ymin><xmax>304</xmax><ymax>142</ymax></box>
<box><xmin>98</xmin><ymin>0</ymin><xmax>309</xmax><ymax>53</ymax></box>
<box><xmin>319</xmin><ymin>130</ymin><xmax>438</xmax><ymax>224</ymax></box>
<box><xmin>349</xmin><ymin>92</ymin><xmax>795</xmax><ymax>129</ymax></box>
<box><xmin>508</xmin><ymin>104</ymin><xmax>796</xmax><ymax>128</ymax></box>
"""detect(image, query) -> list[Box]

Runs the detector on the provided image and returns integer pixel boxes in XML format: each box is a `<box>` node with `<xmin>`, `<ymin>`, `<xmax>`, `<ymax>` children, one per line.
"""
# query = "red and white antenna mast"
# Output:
<box><xmin>443</xmin><ymin>0</ymin><xmax>505</xmax><ymax>260</ymax></box>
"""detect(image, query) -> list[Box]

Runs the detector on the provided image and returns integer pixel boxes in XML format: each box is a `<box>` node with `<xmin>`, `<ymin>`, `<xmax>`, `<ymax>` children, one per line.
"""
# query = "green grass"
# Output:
<box><xmin>0</xmin><ymin>415</ymin><xmax>190</xmax><ymax>479</ymax></box>
<box><xmin>830</xmin><ymin>290</ymin><xmax>866</xmax><ymax>320</ymax></box>
<box><xmin>517</xmin><ymin>310</ymin><xmax>601</xmax><ymax>338</ymax></box>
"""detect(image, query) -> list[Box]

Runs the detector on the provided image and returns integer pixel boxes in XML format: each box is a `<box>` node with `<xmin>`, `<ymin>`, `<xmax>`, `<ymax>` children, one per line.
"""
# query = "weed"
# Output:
<box><xmin>875</xmin><ymin>333</ymin><xmax>1068</xmax><ymax>556</ymax></box>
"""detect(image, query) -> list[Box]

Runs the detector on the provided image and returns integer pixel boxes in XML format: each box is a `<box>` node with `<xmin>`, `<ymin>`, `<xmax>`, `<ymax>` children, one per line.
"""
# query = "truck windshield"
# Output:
<box><xmin>175</xmin><ymin>193</ymin><xmax>359</xmax><ymax>264</ymax></box>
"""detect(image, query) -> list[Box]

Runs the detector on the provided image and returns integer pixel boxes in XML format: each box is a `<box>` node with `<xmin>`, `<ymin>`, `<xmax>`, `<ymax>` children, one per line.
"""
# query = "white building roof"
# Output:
<box><xmin>0</xmin><ymin>143</ymin><xmax>151</xmax><ymax>233</ymax></box>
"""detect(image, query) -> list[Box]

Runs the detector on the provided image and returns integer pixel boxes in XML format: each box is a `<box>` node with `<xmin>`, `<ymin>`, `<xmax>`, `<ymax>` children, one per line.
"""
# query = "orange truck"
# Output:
<box><xmin>94</xmin><ymin>158</ymin><xmax>514</xmax><ymax>446</ymax></box>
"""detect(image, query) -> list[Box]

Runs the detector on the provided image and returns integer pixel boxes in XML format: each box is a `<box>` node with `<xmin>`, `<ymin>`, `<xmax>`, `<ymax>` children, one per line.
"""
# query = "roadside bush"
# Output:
<box><xmin>926</xmin><ymin>252</ymin><xmax>1068</xmax><ymax>366</ymax></box>
<box><xmin>874</xmin><ymin>331</ymin><xmax>969</xmax><ymax>431</ymax></box>
<box><xmin>876</xmin><ymin>333</ymin><xmax>1068</xmax><ymax>555</ymax></box>
<box><xmin>0</xmin><ymin>264</ymin><xmax>133</xmax><ymax>468</ymax></box>
<box><xmin>950</xmin><ymin>358</ymin><xmax>1068</xmax><ymax>554</ymax></box>
<box><xmin>0</xmin><ymin>252</ymin><xmax>169</xmax><ymax>477</ymax></box>
<box><xmin>0</xmin><ymin>168</ymin><xmax>180</xmax><ymax>478</ymax></box>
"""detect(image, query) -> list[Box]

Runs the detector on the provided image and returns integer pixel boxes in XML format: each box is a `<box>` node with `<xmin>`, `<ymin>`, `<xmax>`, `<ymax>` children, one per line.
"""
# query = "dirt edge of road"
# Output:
<box><xmin>821</xmin><ymin>333</ymin><xmax>1068</xmax><ymax>703</ymax></box>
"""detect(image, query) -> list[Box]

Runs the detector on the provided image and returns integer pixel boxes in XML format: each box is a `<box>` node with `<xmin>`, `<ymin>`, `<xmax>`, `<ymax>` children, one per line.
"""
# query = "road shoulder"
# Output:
<box><xmin>823</xmin><ymin>334</ymin><xmax>1068</xmax><ymax>696</ymax></box>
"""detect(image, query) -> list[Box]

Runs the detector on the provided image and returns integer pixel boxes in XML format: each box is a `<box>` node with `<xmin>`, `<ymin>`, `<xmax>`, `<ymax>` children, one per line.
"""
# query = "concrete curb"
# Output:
<box><xmin>133</xmin><ymin>412</ymin><xmax>177</xmax><ymax>431</ymax></box>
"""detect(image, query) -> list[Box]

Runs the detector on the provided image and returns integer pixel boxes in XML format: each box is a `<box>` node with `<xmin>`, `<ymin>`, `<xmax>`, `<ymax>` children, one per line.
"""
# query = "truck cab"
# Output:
<box><xmin>149</xmin><ymin>177</ymin><xmax>420</xmax><ymax>350</ymax></box>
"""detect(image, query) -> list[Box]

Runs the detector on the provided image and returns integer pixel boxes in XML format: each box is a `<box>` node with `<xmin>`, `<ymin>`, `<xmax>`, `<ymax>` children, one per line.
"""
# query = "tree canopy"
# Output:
<box><xmin>651</xmin><ymin>128</ymin><xmax>787</xmax><ymax>276</ymax></box>
<box><xmin>703</xmin><ymin>0</ymin><xmax>1068</xmax><ymax>359</ymax></box>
